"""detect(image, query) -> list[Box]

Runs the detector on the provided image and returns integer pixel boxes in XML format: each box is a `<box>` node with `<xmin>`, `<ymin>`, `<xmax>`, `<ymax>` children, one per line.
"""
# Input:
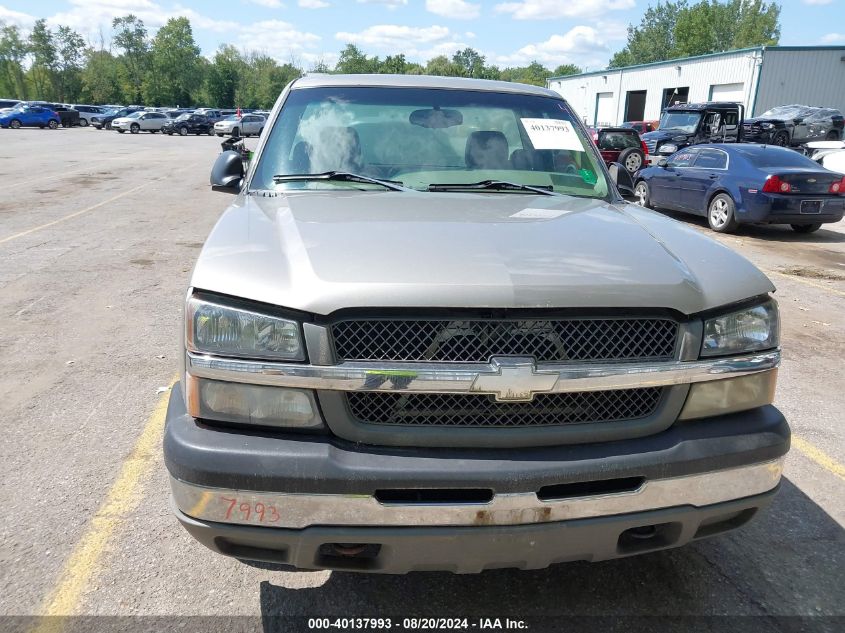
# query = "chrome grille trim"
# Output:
<box><xmin>331</xmin><ymin>317</ymin><xmax>678</xmax><ymax>363</ymax></box>
<box><xmin>186</xmin><ymin>350</ymin><xmax>781</xmax><ymax>395</ymax></box>
<box><xmin>346</xmin><ymin>388</ymin><xmax>663</xmax><ymax>428</ymax></box>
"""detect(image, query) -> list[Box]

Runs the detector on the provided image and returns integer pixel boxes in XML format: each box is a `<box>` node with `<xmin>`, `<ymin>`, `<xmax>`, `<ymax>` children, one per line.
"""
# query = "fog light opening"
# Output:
<box><xmin>317</xmin><ymin>543</ymin><xmax>382</xmax><ymax>570</ymax></box>
<box><xmin>626</xmin><ymin>525</ymin><xmax>657</xmax><ymax>540</ymax></box>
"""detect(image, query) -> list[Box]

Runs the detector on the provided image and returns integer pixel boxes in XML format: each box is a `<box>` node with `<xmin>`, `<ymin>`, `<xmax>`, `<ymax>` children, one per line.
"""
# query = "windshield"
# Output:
<box><xmin>176</xmin><ymin>114</ymin><xmax>191</xmax><ymax>121</ymax></box>
<box><xmin>223</xmin><ymin>115</ymin><xmax>240</xmax><ymax>121</ymax></box>
<box><xmin>658</xmin><ymin>112</ymin><xmax>702</xmax><ymax>134</ymax></box>
<box><xmin>126</xmin><ymin>111</ymin><xmax>143</xmax><ymax>119</ymax></box>
<box><xmin>252</xmin><ymin>86</ymin><xmax>608</xmax><ymax>198</ymax></box>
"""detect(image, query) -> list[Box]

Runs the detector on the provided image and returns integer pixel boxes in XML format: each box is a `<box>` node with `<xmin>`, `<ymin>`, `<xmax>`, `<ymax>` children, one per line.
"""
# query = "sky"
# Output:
<box><xmin>1</xmin><ymin>0</ymin><xmax>844</xmax><ymax>71</ymax></box>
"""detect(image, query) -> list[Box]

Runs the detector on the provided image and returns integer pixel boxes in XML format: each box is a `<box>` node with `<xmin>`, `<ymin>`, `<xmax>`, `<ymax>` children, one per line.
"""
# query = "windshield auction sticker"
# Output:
<box><xmin>521</xmin><ymin>118</ymin><xmax>583</xmax><ymax>151</ymax></box>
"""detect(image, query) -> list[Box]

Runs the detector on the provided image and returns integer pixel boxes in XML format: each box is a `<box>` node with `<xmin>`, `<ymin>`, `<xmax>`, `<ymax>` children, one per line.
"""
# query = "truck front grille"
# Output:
<box><xmin>331</xmin><ymin>318</ymin><xmax>677</xmax><ymax>363</ymax></box>
<box><xmin>346</xmin><ymin>388</ymin><xmax>663</xmax><ymax>427</ymax></box>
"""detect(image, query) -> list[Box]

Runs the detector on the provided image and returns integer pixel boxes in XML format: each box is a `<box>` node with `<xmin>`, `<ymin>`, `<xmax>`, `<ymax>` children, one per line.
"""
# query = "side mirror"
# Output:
<box><xmin>608</xmin><ymin>162</ymin><xmax>635</xmax><ymax>197</ymax></box>
<box><xmin>658</xmin><ymin>158</ymin><xmax>668</xmax><ymax>168</ymax></box>
<box><xmin>211</xmin><ymin>151</ymin><xmax>244</xmax><ymax>193</ymax></box>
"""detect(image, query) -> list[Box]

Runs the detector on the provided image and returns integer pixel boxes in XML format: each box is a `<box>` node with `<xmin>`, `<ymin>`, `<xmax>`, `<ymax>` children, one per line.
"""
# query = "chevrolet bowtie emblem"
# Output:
<box><xmin>470</xmin><ymin>357</ymin><xmax>558</xmax><ymax>402</ymax></box>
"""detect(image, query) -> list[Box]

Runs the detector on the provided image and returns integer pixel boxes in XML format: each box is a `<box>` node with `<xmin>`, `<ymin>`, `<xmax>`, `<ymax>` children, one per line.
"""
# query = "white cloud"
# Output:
<box><xmin>246</xmin><ymin>0</ymin><xmax>284</xmax><ymax>7</ymax></box>
<box><xmin>236</xmin><ymin>19</ymin><xmax>321</xmax><ymax>56</ymax></box>
<box><xmin>494</xmin><ymin>25</ymin><xmax>612</xmax><ymax>67</ymax></box>
<box><xmin>425</xmin><ymin>0</ymin><xmax>481</xmax><ymax>20</ymax></box>
<box><xmin>495</xmin><ymin>0</ymin><xmax>635</xmax><ymax>20</ymax></box>
<box><xmin>299</xmin><ymin>0</ymin><xmax>330</xmax><ymax>7</ymax></box>
<box><xmin>356</xmin><ymin>0</ymin><xmax>407</xmax><ymax>8</ymax></box>
<box><xmin>337</xmin><ymin>24</ymin><xmax>451</xmax><ymax>47</ymax></box>
<box><xmin>335</xmin><ymin>23</ymin><xmax>468</xmax><ymax>60</ymax></box>
<box><xmin>821</xmin><ymin>32</ymin><xmax>845</xmax><ymax>43</ymax></box>
<box><xmin>0</xmin><ymin>4</ymin><xmax>36</xmax><ymax>27</ymax></box>
<box><xmin>803</xmin><ymin>0</ymin><xmax>833</xmax><ymax>5</ymax></box>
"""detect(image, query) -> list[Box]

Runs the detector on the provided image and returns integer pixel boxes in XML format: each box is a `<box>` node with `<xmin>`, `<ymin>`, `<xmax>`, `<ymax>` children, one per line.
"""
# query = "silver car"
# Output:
<box><xmin>214</xmin><ymin>114</ymin><xmax>265</xmax><ymax>137</ymax></box>
<box><xmin>112</xmin><ymin>110</ymin><xmax>169</xmax><ymax>134</ymax></box>
<box><xmin>69</xmin><ymin>104</ymin><xmax>105</xmax><ymax>127</ymax></box>
<box><xmin>166</xmin><ymin>75</ymin><xmax>789</xmax><ymax>574</ymax></box>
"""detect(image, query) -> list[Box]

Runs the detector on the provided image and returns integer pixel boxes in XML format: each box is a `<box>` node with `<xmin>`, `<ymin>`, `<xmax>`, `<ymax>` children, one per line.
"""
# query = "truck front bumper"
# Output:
<box><xmin>164</xmin><ymin>385</ymin><xmax>789</xmax><ymax>573</ymax></box>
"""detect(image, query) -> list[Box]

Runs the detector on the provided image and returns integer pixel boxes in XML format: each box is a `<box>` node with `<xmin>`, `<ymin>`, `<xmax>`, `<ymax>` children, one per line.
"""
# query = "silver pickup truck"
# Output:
<box><xmin>164</xmin><ymin>74</ymin><xmax>789</xmax><ymax>574</ymax></box>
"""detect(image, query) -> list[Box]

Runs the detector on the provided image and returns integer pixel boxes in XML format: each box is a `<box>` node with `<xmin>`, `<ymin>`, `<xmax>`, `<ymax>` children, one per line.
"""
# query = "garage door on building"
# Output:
<box><xmin>709</xmin><ymin>82</ymin><xmax>745</xmax><ymax>103</ymax></box>
<box><xmin>595</xmin><ymin>92</ymin><xmax>615</xmax><ymax>127</ymax></box>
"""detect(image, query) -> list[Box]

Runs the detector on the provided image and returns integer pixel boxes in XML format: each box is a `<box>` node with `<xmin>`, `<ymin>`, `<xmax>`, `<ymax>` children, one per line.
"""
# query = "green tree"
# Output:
<box><xmin>732</xmin><ymin>0</ymin><xmax>780</xmax><ymax>48</ymax></box>
<box><xmin>335</xmin><ymin>44</ymin><xmax>380</xmax><ymax>74</ymax></box>
<box><xmin>28</xmin><ymin>19</ymin><xmax>59</xmax><ymax>100</ymax></box>
<box><xmin>610</xmin><ymin>0</ymin><xmax>780</xmax><ymax>67</ymax></box>
<box><xmin>500</xmin><ymin>61</ymin><xmax>554</xmax><ymax>86</ymax></box>
<box><xmin>112</xmin><ymin>15</ymin><xmax>149</xmax><ymax>103</ymax></box>
<box><xmin>451</xmin><ymin>47</ymin><xmax>487</xmax><ymax>78</ymax></box>
<box><xmin>552</xmin><ymin>63</ymin><xmax>582</xmax><ymax>77</ymax></box>
<box><xmin>309</xmin><ymin>59</ymin><xmax>331</xmax><ymax>73</ymax></box>
<box><xmin>380</xmin><ymin>54</ymin><xmax>407</xmax><ymax>74</ymax></box>
<box><xmin>236</xmin><ymin>53</ymin><xmax>301</xmax><ymax>108</ymax></box>
<box><xmin>0</xmin><ymin>22</ymin><xmax>28</xmax><ymax>98</ymax></box>
<box><xmin>80</xmin><ymin>48</ymin><xmax>122</xmax><ymax>104</ymax></box>
<box><xmin>55</xmin><ymin>26</ymin><xmax>85</xmax><ymax>101</ymax></box>
<box><xmin>424</xmin><ymin>55</ymin><xmax>460</xmax><ymax>76</ymax></box>
<box><xmin>610</xmin><ymin>1</ymin><xmax>686</xmax><ymax>68</ymax></box>
<box><xmin>143</xmin><ymin>17</ymin><xmax>202</xmax><ymax>106</ymax></box>
<box><xmin>205</xmin><ymin>44</ymin><xmax>245</xmax><ymax>107</ymax></box>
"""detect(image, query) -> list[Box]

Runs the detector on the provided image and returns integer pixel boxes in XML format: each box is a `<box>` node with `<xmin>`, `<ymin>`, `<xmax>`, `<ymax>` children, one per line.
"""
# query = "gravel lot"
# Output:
<box><xmin>0</xmin><ymin>128</ymin><xmax>843</xmax><ymax>632</ymax></box>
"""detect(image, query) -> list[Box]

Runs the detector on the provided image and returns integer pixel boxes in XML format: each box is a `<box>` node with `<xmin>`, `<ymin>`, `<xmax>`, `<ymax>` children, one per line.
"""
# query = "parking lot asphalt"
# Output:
<box><xmin>0</xmin><ymin>128</ymin><xmax>842</xmax><ymax>630</ymax></box>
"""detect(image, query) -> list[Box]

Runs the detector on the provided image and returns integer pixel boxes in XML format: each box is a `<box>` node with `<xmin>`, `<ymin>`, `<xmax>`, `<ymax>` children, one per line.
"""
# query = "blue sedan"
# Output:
<box><xmin>633</xmin><ymin>144</ymin><xmax>845</xmax><ymax>233</ymax></box>
<box><xmin>0</xmin><ymin>104</ymin><xmax>61</xmax><ymax>130</ymax></box>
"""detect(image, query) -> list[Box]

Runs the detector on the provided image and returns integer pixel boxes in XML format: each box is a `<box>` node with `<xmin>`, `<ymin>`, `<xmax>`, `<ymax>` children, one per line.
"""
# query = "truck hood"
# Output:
<box><xmin>190</xmin><ymin>191</ymin><xmax>774</xmax><ymax>316</ymax></box>
<box><xmin>640</xmin><ymin>130</ymin><xmax>690</xmax><ymax>143</ymax></box>
<box><xmin>744</xmin><ymin>116</ymin><xmax>787</xmax><ymax>126</ymax></box>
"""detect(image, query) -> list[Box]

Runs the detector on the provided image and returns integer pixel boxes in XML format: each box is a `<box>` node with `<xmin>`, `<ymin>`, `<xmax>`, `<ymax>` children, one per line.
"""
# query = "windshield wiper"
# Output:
<box><xmin>272</xmin><ymin>171</ymin><xmax>405</xmax><ymax>191</ymax></box>
<box><xmin>428</xmin><ymin>180</ymin><xmax>559</xmax><ymax>196</ymax></box>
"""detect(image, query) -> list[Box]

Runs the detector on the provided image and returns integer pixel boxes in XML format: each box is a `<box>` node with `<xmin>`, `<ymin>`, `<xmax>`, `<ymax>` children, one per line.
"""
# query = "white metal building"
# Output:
<box><xmin>547</xmin><ymin>46</ymin><xmax>845</xmax><ymax>128</ymax></box>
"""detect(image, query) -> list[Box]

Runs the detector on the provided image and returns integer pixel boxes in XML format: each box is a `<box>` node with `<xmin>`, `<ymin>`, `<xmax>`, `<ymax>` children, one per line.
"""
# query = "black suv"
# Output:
<box><xmin>91</xmin><ymin>106</ymin><xmax>144</xmax><ymax>130</ymax></box>
<box><xmin>743</xmin><ymin>105</ymin><xmax>843</xmax><ymax>147</ymax></box>
<box><xmin>641</xmin><ymin>102</ymin><xmax>744</xmax><ymax>161</ymax></box>
<box><xmin>162</xmin><ymin>113</ymin><xmax>214</xmax><ymax>136</ymax></box>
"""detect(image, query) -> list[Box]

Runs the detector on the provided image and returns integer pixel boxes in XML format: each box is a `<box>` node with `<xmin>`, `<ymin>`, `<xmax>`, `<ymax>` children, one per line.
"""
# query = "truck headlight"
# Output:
<box><xmin>701</xmin><ymin>300</ymin><xmax>779</xmax><ymax>357</ymax></box>
<box><xmin>760</xmin><ymin>122</ymin><xmax>774</xmax><ymax>129</ymax></box>
<box><xmin>660</xmin><ymin>144</ymin><xmax>678</xmax><ymax>154</ymax></box>
<box><xmin>186</xmin><ymin>295</ymin><xmax>305</xmax><ymax>361</ymax></box>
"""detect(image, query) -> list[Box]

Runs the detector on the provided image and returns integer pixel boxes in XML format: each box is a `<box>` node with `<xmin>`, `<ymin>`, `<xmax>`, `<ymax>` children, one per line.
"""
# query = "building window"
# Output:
<box><xmin>662</xmin><ymin>87</ymin><xmax>689</xmax><ymax>108</ymax></box>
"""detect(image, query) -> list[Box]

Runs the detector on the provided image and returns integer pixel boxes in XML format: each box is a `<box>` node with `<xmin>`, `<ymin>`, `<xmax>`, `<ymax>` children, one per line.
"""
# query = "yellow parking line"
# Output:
<box><xmin>0</xmin><ymin>182</ymin><xmax>151</xmax><ymax>246</ymax></box>
<box><xmin>30</xmin><ymin>378</ymin><xmax>177</xmax><ymax>632</ymax></box>
<box><xmin>768</xmin><ymin>270</ymin><xmax>845</xmax><ymax>299</ymax></box>
<box><xmin>792</xmin><ymin>436</ymin><xmax>845</xmax><ymax>480</ymax></box>
<box><xmin>0</xmin><ymin>166</ymin><xmax>188</xmax><ymax>246</ymax></box>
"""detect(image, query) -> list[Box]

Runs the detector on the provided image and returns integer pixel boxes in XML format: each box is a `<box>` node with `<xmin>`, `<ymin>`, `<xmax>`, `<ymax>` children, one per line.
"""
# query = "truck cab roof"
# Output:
<box><xmin>665</xmin><ymin>102</ymin><xmax>742</xmax><ymax>112</ymax></box>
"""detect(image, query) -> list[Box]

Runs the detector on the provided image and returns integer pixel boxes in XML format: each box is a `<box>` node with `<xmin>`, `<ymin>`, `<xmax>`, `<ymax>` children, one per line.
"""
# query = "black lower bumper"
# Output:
<box><xmin>175</xmin><ymin>488</ymin><xmax>778</xmax><ymax>573</ymax></box>
<box><xmin>163</xmin><ymin>384</ymin><xmax>790</xmax><ymax>495</ymax></box>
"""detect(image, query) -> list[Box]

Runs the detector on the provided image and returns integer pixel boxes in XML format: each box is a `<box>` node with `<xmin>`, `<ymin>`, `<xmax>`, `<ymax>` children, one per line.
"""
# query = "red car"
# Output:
<box><xmin>623</xmin><ymin>120</ymin><xmax>658</xmax><ymax>134</ymax></box>
<box><xmin>588</xmin><ymin>126</ymin><xmax>649</xmax><ymax>173</ymax></box>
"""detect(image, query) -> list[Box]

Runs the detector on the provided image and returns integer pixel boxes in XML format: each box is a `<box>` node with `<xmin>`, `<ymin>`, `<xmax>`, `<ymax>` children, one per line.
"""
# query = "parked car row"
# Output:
<box><xmin>103</xmin><ymin>110</ymin><xmax>267</xmax><ymax>137</ymax></box>
<box><xmin>0</xmin><ymin>98</ymin><xmax>270</xmax><ymax>135</ymax></box>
